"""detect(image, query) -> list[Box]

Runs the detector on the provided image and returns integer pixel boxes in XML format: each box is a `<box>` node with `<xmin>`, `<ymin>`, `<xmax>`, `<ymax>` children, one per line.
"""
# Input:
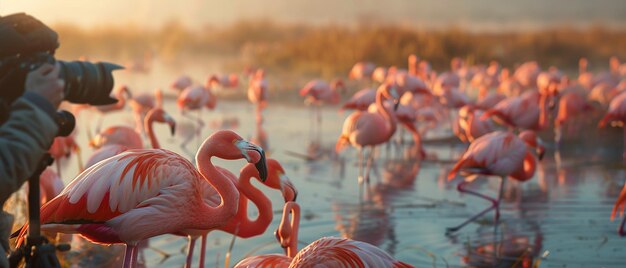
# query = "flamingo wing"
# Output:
<box><xmin>235</xmin><ymin>254</ymin><xmax>292</xmax><ymax>268</ymax></box>
<box><xmin>291</xmin><ymin>237</ymin><xmax>413</xmax><ymax>268</ymax></box>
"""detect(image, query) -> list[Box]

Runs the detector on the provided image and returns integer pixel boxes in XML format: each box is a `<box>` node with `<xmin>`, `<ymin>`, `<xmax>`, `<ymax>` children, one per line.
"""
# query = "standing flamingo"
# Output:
<box><xmin>300</xmin><ymin>79</ymin><xmax>346</xmax><ymax>142</ymax></box>
<box><xmin>598</xmin><ymin>91</ymin><xmax>626</xmax><ymax>164</ymax></box>
<box><xmin>341</xmin><ymin>88</ymin><xmax>375</xmax><ymax>111</ymax></box>
<box><xmin>234</xmin><ymin>201</ymin><xmax>413</xmax><ymax>267</ymax></box>
<box><xmin>85</xmin><ymin>108</ymin><xmax>176</xmax><ymax>169</ymax></box>
<box><xmin>93</xmin><ymin>85</ymin><xmax>132</xmax><ymax>130</ymax></box>
<box><xmin>182</xmin><ymin>158</ymin><xmax>297</xmax><ymax>268</ymax></box>
<box><xmin>446</xmin><ymin>130</ymin><xmax>544</xmax><ymax>233</ymax></box>
<box><xmin>177</xmin><ymin>84</ymin><xmax>217</xmax><ymax>149</ymax></box>
<box><xmin>248</xmin><ymin>69</ymin><xmax>268</xmax><ymax>124</ymax></box>
<box><xmin>336</xmin><ymin>83</ymin><xmax>399</xmax><ymax>194</ymax></box>
<box><xmin>349</xmin><ymin>61</ymin><xmax>376</xmax><ymax>81</ymax></box>
<box><xmin>170</xmin><ymin>75</ymin><xmax>193</xmax><ymax>94</ymax></box>
<box><xmin>207</xmin><ymin>74</ymin><xmax>239</xmax><ymax>89</ymax></box>
<box><xmin>89</xmin><ymin>126</ymin><xmax>143</xmax><ymax>150</ymax></box>
<box><xmin>14</xmin><ymin>130</ymin><xmax>268</xmax><ymax>268</ymax></box>
<box><xmin>482</xmin><ymin>90</ymin><xmax>547</xmax><ymax>131</ymax></box>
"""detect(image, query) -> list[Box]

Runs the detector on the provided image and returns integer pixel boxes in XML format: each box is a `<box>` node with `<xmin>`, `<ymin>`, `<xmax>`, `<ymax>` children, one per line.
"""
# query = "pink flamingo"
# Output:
<box><xmin>336</xmin><ymin>83</ymin><xmax>399</xmax><ymax>192</ymax></box>
<box><xmin>455</xmin><ymin>105</ymin><xmax>496</xmax><ymax>143</ymax></box>
<box><xmin>177</xmin><ymin>84</ymin><xmax>217</xmax><ymax>148</ymax></box>
<box><xmin>129</xmin><ymin>88</ymin><xmax>163</xmax><ymax>136</ymax></box>
<box><xmin>85</xmin><ymin>108</ymin><xmax>176</xmax><ymax>169</ymax></box>
<box><xmin>234</xmin><ymin>201</ymin><xmax>413</xmax><ymax>268</ymax></box>
<box><xmin>341</xmin><ymin>88</ymin><xmax>375</xmax><ymax>111</ymax></box>
<box><xmin>49</xmin><ymin>135</ymin><xmax>81</xmax><ymax>177</ymax></box>
<box><xmin>93</xmin><ymin>85</ymin><xmax>132</xmax><ymax>129</ymax></box>
<box><xmin>170</xmin><ymin>75</ymin><xmax>193</xmax><ymax>94</ymax></box>
<box><xmin>482</xmin><ymin>90</ymin><xmax>548</xmax><ymax>131</ymax></box>
<box><xmin>611</xmin><ymin>184</ymin><xmax>626</xmax><ymax>236</ymax></box>
<box><xmin>349</xmin><ymin>61</ymin><xmax>376</xmax><ymax>80</ymax></box>
<box><xmin>447</xmin><ymin>130</ymin><xmax>544</xmax><ymax>233</ymax></box>
<box><xmin>207</xmin><ymin>73</ymin><xmax>239</xmax><ymax>89</ymax></box>
<box><xmin>182</xmin><ymin>158</ymin><xmax>297</xmax><ymax>268</ymax></box>
<box><xmin>248</xmin><ymin>69</ymin><xmax>268</xmax><ymax>124</ymax></box>
<box><xmin>372</xmin><ymin>67</ymin><xmax>388</xmax><ymax>84</ymax></box>
<box><xmin>15</xmin><ymin>130</ymin><xmax>267</xmax><ymax>268</ymax></box>
<box><xmin>598</xmin><ymin>91</ymin><xmax>626</xmax><ymax>164</ymax></box>
<box><xmin>553</xmin><ymin>91</ymin><xmax>593</xmax><ymax>146</ymax></box>
<box><xmin>300</xmin><ymin>79</ymin><xmax>346</xmax><ymax>141</ymax></box>
<box><xmin>89</xmin><ymin>126</ymin><xmax>143</xmax><ymax>150</ymax></box>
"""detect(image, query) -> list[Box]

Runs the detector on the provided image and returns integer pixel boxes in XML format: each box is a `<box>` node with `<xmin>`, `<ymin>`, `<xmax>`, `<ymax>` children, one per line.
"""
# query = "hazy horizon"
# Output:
<box><xmin>1</xmin><ymin>0</ymin><xmax>626</xmax><ymax>32</ymax></box>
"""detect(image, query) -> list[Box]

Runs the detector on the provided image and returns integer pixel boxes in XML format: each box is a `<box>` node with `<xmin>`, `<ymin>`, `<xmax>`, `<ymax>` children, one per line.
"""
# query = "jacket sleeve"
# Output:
<box><xmin>0</xmin><ymin>92</ymin><xmax>59</xmax><ymax>205</ymax></box>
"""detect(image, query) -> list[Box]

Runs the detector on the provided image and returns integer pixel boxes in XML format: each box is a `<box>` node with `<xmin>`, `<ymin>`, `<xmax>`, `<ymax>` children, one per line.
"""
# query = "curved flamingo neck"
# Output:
<box><xmin>193</xmin><ymin>145</ymin><xmax>240</xmax><ymax>230</ymax></box>
<box><xmin>144</xmin><ymin>112</ymin><xmax>160</xmax><ymax>149</ymax></box>
<box><xmin>375</xmin><ymin>89</ymin><xmax>397</xmax><ymax>140</ymax></box>
<box><xmin>220</xmin><ymin>166</ymin><xmax>273</xmax><ymax>238</ymax></box>
<box><xmin>538</xmin><ymin>94</ymin><xmax>550</xmax><ymax>130</ymax></box>
<box><xmin>283</xmin><ymin>202</ymin><xmax>300</xmax><ymax>258</ymax></box>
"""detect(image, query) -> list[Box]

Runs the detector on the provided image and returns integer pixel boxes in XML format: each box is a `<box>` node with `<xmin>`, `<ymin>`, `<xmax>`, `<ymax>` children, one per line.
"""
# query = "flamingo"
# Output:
<box><xmin>207</xmin><ymin>73</ymin><xmax>239</xmax><ymax>89</ymax></box>
<box><xmin>234</xmin><ymin>201</ymin><xmax>413</xmax><ymax>268</ymax></box>
<box><xmin>300</xmin><ymin>79</ymin><xmax>346</xmax><ymax>142</ymax></box>
<box><xmin>85</xmin><ymin>108</ymin><xmax>176</xmax><ymax>169</ymax></box>
<box><xmin>248</xmin><ymin>69</ymin><xmax>268</xmax><ymax>124</ymax></box>
<box><xmin>349</xmin><ymin>61</ymin><xmax>376</xmax><ymax>81</ymax></box>
<box><xmin>611</xmin><ymin>183</ymin><xmax>626</xmax><ymax>236</ymax></box>
<box><xmin>336</xmin><ymin>83</ymin><xmax>399</xmax><ymax>193</ymax></box>
<box><xmin>598</xmin><ymin>91</ymin><xmax>626</xmax><ymax>164</ymax></box>
<box><xmin>553</xmin><ymin>91</ymin><xmax>593</xmax><ymax>147</ymax></box>
<box><xmin>182</xmin><ymin>158</ymin><xmax>297</xmax><ymax>268</ymax></box>
<box><xmin>455</xmin><ymin>105</ymin><xmax>496</xmax><ymax>143</ymax></box>
<box><xmin>93</xmin><ymin>85</ymin><xmax>132</xmax><ymax>130</ymax></box>
<box><xmin>170</xmin><ymin>75</ymin><xmax>193</xmax><ymax>94</ymax></box>
<box><xmin>482</xmin><ymin>90</ymin><xmax>547</xmax><ymax>131</ymax></box>
<box><xmin>446</xmin><ymin>130</ymin><xmax>544</xmax><ymax>233</ymax></box>
<box><xmin>341</xmin><ymin>88</ymin><xmax>375</xmax><ymax>111</ymax></box>
<box><xmin>129</xmin><ymin>88</ymin><xmax>163</xmax><ymax>136</ymax></box>
<box><xmin>89</xmin><ymin>126</ymin><xmax>143</xmax><ymax>150</ymax></box>
<box><xmin>14</xmin><ymin>130</ymin><xmax>267</xmax><ymax>268</ymax></box>
<box><xmin>49</xmin><ymin>135</ymin><xmax>81</xmax><ymax>178</ymax></box>
<box><xmin>177</xmin><ymin>84</ymin><xmax>217</xmax><ymax>148</ymax></box>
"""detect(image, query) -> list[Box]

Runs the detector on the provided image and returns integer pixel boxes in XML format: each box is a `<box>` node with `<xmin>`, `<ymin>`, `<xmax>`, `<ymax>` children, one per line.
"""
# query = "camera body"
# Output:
<box><xmin>0</xmin><ymin>13</ymin><xmax>121</xmax><ymax>109</ymax></box>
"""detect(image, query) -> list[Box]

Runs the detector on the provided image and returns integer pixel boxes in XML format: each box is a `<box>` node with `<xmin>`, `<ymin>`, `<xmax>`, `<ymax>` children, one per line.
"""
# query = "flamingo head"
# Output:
<box><xmin>332</xmin><ymin>79</ymin><xmax>346</xmax><ymax>93</ymax></box>
<box><xmin>275</xmin><ymin>201</ymin><xmax>299</xmax><ymax>256</ymax></box>
<box><xmin>380</xmin><ymin>83</ymin><xmax>401</xmax><ymax>111</ymax></box>
<box><xmin>208</xmin><ymin>130</ymin><xmax>267</xmax><ymax>181</ymax></box>
<box><xmin>148</xmin><ymin>108</ymin><xmax>176</xmax><ymax>135</ymax></box>
<box><xmin>518</xmin><ymin>130</ymin><xmax>545</xmax><ymax>160</ymax></box>
<box><xmin>262</xmin><ymin>159</ymin><xmax>298</xmax><ymax>202</ymax></box>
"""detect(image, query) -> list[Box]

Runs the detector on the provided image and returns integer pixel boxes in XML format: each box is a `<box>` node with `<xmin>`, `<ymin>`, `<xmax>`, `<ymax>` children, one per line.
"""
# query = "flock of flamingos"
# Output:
<box><xmin>8</xmin><ymin>53</ymin><xmax>626</xmax><ymax>267</ymax></box>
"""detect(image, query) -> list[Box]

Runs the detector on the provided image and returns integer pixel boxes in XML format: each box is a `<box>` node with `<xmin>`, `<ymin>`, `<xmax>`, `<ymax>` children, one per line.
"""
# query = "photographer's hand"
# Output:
<box><xmin>24</xmin><ymin>63</ymin><xmax>65</xmax><ymax>108</ymax></box>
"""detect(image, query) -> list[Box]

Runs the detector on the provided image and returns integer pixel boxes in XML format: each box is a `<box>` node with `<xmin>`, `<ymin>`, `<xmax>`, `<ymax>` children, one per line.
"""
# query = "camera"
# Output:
<box><xmin>0</xmin><ymin>12</ymin><xmax>122</xmax><ymax>108</ymax></box>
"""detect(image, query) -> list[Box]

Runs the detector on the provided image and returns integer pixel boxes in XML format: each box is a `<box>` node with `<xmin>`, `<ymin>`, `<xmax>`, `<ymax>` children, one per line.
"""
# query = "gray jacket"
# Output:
<box><xmin>0</xmin><ymin>93</ymin><xmax>59</xmax><ymax>267</ymax></box>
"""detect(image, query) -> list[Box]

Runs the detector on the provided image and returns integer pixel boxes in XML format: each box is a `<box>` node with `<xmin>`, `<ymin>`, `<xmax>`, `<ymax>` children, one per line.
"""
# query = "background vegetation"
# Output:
<box><xmin>54</xmin><ymin>20</ymin><xmax>626</xmax><ymax>81</ymax></box>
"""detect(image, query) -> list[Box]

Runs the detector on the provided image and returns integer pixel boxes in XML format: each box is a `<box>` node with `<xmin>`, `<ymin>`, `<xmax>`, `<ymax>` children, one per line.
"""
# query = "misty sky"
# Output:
<box><xmin>1</xmin><ymin>0</ymin><xmax>625</xmax><ymax>31</ymax></box>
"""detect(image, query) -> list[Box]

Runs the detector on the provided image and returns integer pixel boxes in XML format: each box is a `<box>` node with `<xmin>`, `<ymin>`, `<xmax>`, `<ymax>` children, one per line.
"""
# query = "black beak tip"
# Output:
<box><xmin>292</xmin><ymin>191</ymin><xmax>298</xmax><ymax>202</ymax></box>
<box><xmin>170</xmin><ymin>124</ymin><xmax>176</xmax><ymax>136</ymax></box>
<box><xmin>255</xmin><ymin>150</ymin><xmax>268</xmax><ymax>182</ymax></box>
<box><xmin>393</xmin><ymin>101</ymin><xmax>400</xmax><ymax>111</ymax></box>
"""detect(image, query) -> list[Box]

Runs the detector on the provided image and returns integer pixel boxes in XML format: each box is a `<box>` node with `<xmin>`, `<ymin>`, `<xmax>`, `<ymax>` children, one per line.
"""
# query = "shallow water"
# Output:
<box><xmin>11</xmin><ymin>67</ymin><xmax>626</xmax><ymax>267</ymax></box>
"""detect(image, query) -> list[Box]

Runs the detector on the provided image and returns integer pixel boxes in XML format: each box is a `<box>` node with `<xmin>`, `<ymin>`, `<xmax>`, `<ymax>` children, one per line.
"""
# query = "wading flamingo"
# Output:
<box><xmin>482</xmin><ymin>90</ymin><xmax>547</xmax><ymax>131</ymax></box>
<box><xmin>598</xmin><ymin>91</ymin><xmax>626</xmax><ymax>165</ymax></box>
<box><xmin>300</xmin><ymin>79</ymin><xmax>346</xmax><ymax>142</ymax></box>
<box><xmin>85</xmin><ymin>108</ymin><xmax>176</xmax><ymax>169</ymax></box>
<box><xmin>349</xmin><ymin>61</ymin><xmax>376</xmax><ymax>81</ymax></box>
<box><xmin>446</xmin><ymin>130</ymin><xmax>544</xmax><ymax>233</ymax></box>
<box><xmin>170</xmin><ymin>75</ymin><xmax>193</xmax><ymax>94</ymax></box>
<box><xmin>93</xmin><ymin>85</ymin><xmax>132</xmax><ymax>130</ymax></box>
<box><xmin>341</xmin><ymin>88</ymin><xmax>375</xmax><ymax>111</ymax></box>
<box><xmin>129</xmin><ymin>88</ymin><xmax>163</xmax><ymax>136</ymax></box>
<box><xmin>14</xmin><ymin>130</ymin><xmax>268</xmax><ymax>268</ymax></box>
<box><xmin>336</xmin><ymin>83</ymin><xmax>399</xmax><ymax>194</ymax></box>
<box><xmin>89</xmin><ymin>126</ymin><xmax>143</xmax><ymax>150</ymax></box>
<box><xmin>177</xmin><ymin>84</ymin><xmax>217</xmax><ymax>148</ymax></box>
<box><xmin>207</xmin><ymin>74</ymin><xmax>239</xmax><ymax>89</ymax></box>
<box><xmin>234</xmin><ymin>201</ymin><xmax>413</xmax><ymax>267</ymax></box>
<box><xmin>182</xmin><ymin>158</ymin><xmax>297</xmax><ymax>268</ymax></box>
<box><xmin>248</xmin><ymin>69</ymin><xmax>268</xmax><ymax>124</ymax></box>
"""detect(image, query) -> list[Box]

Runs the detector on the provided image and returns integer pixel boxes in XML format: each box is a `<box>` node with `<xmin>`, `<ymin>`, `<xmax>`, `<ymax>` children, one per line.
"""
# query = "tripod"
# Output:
<box><xmin>8</xmin><ymin>153</ymin><xmax>70</xmax><ymax>268</ymax></box>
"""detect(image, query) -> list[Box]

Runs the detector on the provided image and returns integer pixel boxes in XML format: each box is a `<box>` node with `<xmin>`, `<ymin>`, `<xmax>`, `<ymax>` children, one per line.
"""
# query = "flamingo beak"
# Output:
<box><xmin>280</xmin><ymin>174</ymin><xmax>298</xmax><ymax>202</ymax></box>
<box><xmin>237</xmin><ymin>141</ymin><xmax>268</xmax><ymax>181</ymax></box>
<box><xmin>164</xmin><ymin>114</ymin><xmax>176</xmax><ymax>136</ymax></box>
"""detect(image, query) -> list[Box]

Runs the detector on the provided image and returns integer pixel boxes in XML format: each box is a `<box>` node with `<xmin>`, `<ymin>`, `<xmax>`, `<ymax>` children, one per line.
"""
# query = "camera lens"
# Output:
<box><xmin>57</xmin><ymin>61</ymin><xmax>123</xmax><ymax>105</ymax></box>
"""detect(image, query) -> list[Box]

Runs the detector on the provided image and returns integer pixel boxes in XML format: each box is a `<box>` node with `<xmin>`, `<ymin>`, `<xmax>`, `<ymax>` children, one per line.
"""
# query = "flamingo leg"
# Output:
<box><xmin>184</xmin><ymin>236</ymin><xmax>197</xmax><ymax>268</ymax></box>
<box><xmin>617</xmin><ymin>216</ymin><xmax>626</xmax><ymax>236</ymax></box>
<box><xmin>122</xmin><ymin>244</ymin><xmax>136</xmax><ymax>268</ymax></box>
<box><xmin>199</xmin><ymin>234</ymin><xmax>207</xmax><ymax>268</ymax></box>
<box><xmin>446</xmin><ymin>177</ymin><xmax>504</xmax><ymax>234</ymax></box>
<box><xmin>131</xmin><ymin>245</ymin><xmax>138</xmax><ymax>268</ymax></box>
<box><xmin>555</xmin><ymin>123</ymin><xmax>562</xmax><ymax>150</ymax></box>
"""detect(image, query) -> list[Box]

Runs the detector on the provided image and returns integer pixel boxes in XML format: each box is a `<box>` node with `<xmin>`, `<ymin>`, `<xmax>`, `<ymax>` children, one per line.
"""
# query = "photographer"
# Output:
<box><xmin>0</xmin><ymin>63</ymin><xmax>64</xmax><ymax>267</ymax></box>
